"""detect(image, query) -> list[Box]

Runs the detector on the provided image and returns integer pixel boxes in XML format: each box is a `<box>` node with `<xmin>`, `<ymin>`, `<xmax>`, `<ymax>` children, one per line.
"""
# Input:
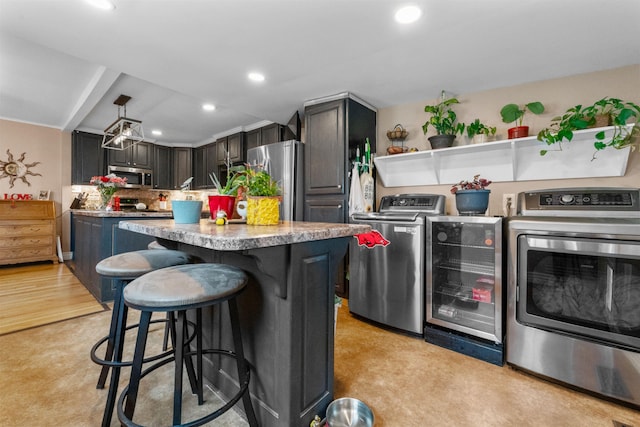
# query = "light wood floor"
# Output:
<box><xmin>0</xmin><ymin>262</ymin><xmax>106</xmax><ymax>335</ymax></box>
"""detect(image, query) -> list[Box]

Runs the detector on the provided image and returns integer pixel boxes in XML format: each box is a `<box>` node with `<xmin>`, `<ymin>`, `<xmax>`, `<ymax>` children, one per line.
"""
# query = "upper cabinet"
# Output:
<box><xmin>107</xmin><ymin>141</ymin><xmax>153</xmax><ymax>169</ymax></box>
<box><xmin>72</xmin><ymin>131</ymin><xmax>105</xmax><ymax>185</ymax></box>
<box><xmin>216</xmin><ymin>132</ymin><xmax>245</xmax><ymax>165</ymax></box>
<box><xmin>246</xmin><ymin>123</ymin><xmax>285</xmax><ymax>151</ymax></box>
<box><xmin>193</xmin><ymin>142</ymin><xmax>217</xmax><ymax>189</ymax></box>
<box><xmin>171</xmin><ymin>147</ymin><xmax>193</xmax><ymax>190</ymax></box>
<box><xmin>153</xmin><ymin>145</ymin><xmax>172</xmax><ymax>189</ymax></box>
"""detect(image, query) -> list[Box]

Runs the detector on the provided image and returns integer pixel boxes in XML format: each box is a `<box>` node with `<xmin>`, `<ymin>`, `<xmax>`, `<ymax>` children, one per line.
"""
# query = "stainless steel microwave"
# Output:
<box><xmin>107</xmin><ymin>165</ymin><xmax>152</xmax><ymax>188</ymax></box>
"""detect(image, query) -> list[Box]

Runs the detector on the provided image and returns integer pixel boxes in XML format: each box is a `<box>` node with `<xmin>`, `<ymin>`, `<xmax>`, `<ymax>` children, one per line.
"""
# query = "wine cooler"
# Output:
<box><xmin>425</xmin><ymin>216</ymin><xmax>504</xmax><ymax>365</ymax></box>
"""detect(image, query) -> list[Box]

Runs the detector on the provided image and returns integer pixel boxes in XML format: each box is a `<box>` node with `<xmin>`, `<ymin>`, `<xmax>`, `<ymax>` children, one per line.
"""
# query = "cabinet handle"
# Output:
<box><xmin>337</xmin><ymin>184</ymin><xmax>342</xmax><ymax>189</ymax></box>
<box><xmin>337</xmin><ymin>204</ymin><xmax>342</xmax><ymax>209</ymax></box>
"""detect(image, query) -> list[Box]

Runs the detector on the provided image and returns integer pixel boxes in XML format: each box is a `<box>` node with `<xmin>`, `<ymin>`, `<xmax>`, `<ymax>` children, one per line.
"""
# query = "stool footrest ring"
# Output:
<box><xmin>117</xmin><ymin>349</ymin><xmax>252</xmax><ymax>427</ymax></box>
<box><xmin>90</xmin><ymin>318</ymin><xmax>196</xmax><ymax>369</ymax></box>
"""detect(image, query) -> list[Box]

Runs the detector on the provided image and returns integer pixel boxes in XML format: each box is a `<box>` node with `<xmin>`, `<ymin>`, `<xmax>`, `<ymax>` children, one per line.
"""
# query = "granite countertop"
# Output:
<box><xmin>71</xmin><ymin>209</ymin><xmax>174</xmax><ymax>218</ymax></box>
<box><xmin>118</xmin><ymin>219</ymin><xmax>371</xmax><ymax>251</ymax></box>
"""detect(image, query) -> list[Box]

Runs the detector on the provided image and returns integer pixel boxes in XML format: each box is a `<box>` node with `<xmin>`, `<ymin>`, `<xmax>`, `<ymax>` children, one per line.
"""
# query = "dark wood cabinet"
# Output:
<box><xmin>246</xmin><ymin>123</ymin><xmax>285</xmax><ymax>151</ymax></box>
<box><xmin>193</xmin><ymin>142</ymin><xmax>217</xmax><ymax>189</ymax></box>
<box><xmin>304</xmin><ymin>95</ymin><xmax>376</xmax><ymax>296</ymax></box>
<box><xmin>153</xmin><ymin>145</ymin><xmax>172</xmax><ymax>189</ymax></box>
<box><xmin>107</xmin><ymin>141</ymin><xmax>153</xmax><ymax>169</ymax></box>
<box><xmin>72</xmin><ymin>131</ymin><xmax>105</xmax><ymax>184</ymax></box>
<box><xmin>245</xmin><ymin>129</ymin><xmax>261</xmax><ymax>151</ymax></box>
<box><xmin>172</xmin><ymin>147</ymin><xmax>192</xmax><ymax>190</ymax></box>
<box><xmin>303</xmin><ymin>197</ymin><xmax>346</xmax><ymax>224</ymax></box>
<box><xmin>216</xmin><ymin>132</ymin><xmax>245</xmax><ymax>165</ymax></box>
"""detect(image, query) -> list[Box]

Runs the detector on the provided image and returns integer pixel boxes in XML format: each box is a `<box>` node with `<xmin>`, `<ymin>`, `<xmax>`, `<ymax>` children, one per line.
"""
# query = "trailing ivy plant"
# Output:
<box><xmin>537</xmin><ymin>97</ymin><xmax>640</xmax><ymax>159</ymax></box>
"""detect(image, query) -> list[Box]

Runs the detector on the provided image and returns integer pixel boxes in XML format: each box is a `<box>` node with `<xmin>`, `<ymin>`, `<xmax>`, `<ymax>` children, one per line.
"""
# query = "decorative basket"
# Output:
<box><xmin>386</xmin><ymin>124</ymin><xmax>408</xmax><ymax>140</ymax></box>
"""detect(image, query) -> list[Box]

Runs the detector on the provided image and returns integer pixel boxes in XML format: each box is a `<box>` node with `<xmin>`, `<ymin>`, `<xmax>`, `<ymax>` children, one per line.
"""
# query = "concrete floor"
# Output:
<box><xmin>1</xmin><ymin>296</ymin><xmax>638</xmax><ymax>426</ymax></box>
<box><xmin>333</xmin><ymin>300</ymin><xmax>640</xmax><ymax>427</ymax></box>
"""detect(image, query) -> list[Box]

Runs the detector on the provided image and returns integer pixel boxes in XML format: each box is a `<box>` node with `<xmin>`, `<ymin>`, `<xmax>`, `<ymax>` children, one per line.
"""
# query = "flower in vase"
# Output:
<box><xmin>90</xmin><ymin>174</ymin><xmax>127</xmax><ymax>207</ymax></box>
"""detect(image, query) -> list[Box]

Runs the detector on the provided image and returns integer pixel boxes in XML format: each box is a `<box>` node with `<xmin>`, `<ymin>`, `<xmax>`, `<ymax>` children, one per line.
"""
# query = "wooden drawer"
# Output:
<box><xmin>0</xmin><ymin>235</ymin><xmax>54</xmax><ymax>249</ymax></box>
<box><xmin>0</xmin><ymin>200</ymin><xmax>55</xmax><ymax>219</ymax></box>
<box><xmin>0</xmin><ymin>246</ymin><xmax>55</xmax><ymax>262</ymax></box>
<box><xmin>0</xmin><ymin>222</ymin><xmax>54</xmax><ymax>238</ymax></box>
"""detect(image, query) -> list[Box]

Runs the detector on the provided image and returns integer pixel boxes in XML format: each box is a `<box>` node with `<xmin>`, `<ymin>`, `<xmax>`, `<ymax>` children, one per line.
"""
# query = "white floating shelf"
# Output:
<box><xmin>374</xmin><ymin>125</ymin><xmax>633</xmax><ymax>187</ymax></box>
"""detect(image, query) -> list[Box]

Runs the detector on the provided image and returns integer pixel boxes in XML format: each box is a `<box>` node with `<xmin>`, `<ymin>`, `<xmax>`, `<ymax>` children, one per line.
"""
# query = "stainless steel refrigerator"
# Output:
<box><xmin>246</xmin><ymin>140</ymin><xmax>304</xmax><ymax>221</ymax></box>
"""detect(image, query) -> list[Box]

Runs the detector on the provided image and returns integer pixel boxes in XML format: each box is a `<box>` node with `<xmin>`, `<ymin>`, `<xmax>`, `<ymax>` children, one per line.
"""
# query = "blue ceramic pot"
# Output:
<box><xmin>455</xmin><ymin>189</ymin><xmax>490</xmax><ymax>215</ymax></box>
<box><xmin>171</xmin><ymin>200</ymin><xmax>203</xmax><ymax>224</ymax></box>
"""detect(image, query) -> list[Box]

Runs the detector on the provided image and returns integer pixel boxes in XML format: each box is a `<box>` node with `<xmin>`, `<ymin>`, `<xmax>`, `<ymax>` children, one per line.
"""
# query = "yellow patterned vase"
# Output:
<box><xmin>246</xmin><ymin>196</ymin><xmax>281</xmax><ymax>225</ymax></box>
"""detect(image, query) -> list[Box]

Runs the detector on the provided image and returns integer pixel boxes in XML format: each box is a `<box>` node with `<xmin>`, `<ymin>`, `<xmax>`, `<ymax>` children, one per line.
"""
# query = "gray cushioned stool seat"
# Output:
<box><xmin>123</xmin><ymin>263</ymin><xmax>248</xmax><ymax>309</ymax></box>
<box><xmin>92</xmin><ymin>249</ymin><xmax>191</xmax><ymax>427</ymax></box>
<box><xmin>95</xmin><ymin>249</ymin><xmax>190</xmax><ymax>279</ymax></box>
<box><xmin>118</xmin><ymin>263</ymin><xmax>258</xmax><ymax>427</ymax></box>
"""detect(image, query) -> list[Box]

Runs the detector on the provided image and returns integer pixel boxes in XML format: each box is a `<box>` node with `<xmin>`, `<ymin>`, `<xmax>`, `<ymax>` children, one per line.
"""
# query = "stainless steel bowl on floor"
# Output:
<box><xmin>326</xmin><ymin>397</ymin><xmax>374</xmax><ymax>427</ymax></box>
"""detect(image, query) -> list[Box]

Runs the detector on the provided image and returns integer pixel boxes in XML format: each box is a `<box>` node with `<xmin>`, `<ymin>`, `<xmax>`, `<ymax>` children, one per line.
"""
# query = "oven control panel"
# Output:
<box><xmin>539</xmin><ymin>192</ymin><xmax>633</xmax><ymax>206</ymax></box>
<box><xmin>517</xmin><ymin>187</ymin><xmax>640</xmax><ymax>217</ymax></box>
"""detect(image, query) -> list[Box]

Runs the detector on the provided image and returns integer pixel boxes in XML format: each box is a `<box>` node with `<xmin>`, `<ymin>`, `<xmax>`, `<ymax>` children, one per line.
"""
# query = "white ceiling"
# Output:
<box><xmin>1</xmin><ymin>0</ymin><xmax>639</xmax><ymax>146</ymax></box>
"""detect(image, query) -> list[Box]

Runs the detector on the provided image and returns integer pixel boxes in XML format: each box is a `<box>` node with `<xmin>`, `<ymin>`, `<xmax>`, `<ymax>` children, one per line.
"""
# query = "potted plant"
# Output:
<box><xmin>207</xmin><ymin>165</ymin><xmax>245</xmax><ymax>219</ymax></box>
<box><xmin>466</xmin><ymin>119</ymin><xmax>497</xmax><ymax>144</ymax></box>
<box><xmin>500</xmin><ymin>101</ymin><xmax>545</xmax><ymax>139</ymax></box>
<box><xmin>450</xmin><ymin>174</ymin><xmax>492</xmax><ymax>216</ymax></box>
<box><xmin>243</xmin><ymin>166</ymin><xmax>282</xmax><ymax>225</ymax></box>
<box><xmin>422</xmin><ymin>90</ymin><xmax>465</xmax><ymax>149</ymax></box>
<box><xmin>171</xmin><ymin>177</ymin><xmax>203</xmax><ymax>224</ymax></box>
<box><xmin>537</xmin><ymin>97</ymin><xmax>640</xmax><ymax>158</ymax></box>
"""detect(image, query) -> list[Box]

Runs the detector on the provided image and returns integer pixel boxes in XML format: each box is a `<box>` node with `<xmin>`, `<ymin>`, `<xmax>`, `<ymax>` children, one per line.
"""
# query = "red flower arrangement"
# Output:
<box><xmin>90</xmin><ymin>174</ymin><xmax>127</xmax><ymax>206</ymax></box>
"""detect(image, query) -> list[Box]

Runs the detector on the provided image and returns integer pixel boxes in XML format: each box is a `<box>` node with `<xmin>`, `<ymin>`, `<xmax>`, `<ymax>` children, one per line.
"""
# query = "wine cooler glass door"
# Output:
<box><xmin>427</xmin><ymin>216</ymin><xmax>503</xmax><ymax>343</ymax></box>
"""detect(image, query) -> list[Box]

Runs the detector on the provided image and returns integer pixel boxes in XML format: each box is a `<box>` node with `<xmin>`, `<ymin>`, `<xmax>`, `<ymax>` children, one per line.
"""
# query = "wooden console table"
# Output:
<box><xmin>0</xmin><ymin>200</ymin><xmax>58</xmax><ymax>265</ymax></box>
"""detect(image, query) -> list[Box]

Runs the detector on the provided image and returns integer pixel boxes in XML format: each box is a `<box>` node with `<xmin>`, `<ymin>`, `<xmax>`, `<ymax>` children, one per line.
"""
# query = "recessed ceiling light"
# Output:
<box><xmin>202</xmin><ymin>103</ymin><xmax>216</xmax><ymax>111</ymax></box>
<box><xmin>86</xmin><ymin>0</ymin><xmax>115</xmax><ymax>10</ymax></box>
<box><xmin>395</xmin><ymin>5</ymin><xmax>422</xmax><ymax>24</ymax></box>
<box><xmin>152</xmin><ymin>130</ymin><xmax>162</xmax><ymax>136</ymax></box>
<box><xmin>248</xmin><ymin>72</ymin><xmax>265</xmax><ymax>82</ymax></box>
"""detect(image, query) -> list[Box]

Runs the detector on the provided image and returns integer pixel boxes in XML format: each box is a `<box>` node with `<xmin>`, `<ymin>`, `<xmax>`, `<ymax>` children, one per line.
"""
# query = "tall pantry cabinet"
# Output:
<box><xmin>304</xmin><ymin>93</ymin><xmax>376</xmax><ymax>296</ymax></box>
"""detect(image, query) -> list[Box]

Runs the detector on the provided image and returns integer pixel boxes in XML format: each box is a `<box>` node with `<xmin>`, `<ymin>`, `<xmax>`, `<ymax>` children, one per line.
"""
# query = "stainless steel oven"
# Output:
<box><xmin>506</xmin><ymin>187</ymin><xmax>640</xmax><ymax>407</ymax></box>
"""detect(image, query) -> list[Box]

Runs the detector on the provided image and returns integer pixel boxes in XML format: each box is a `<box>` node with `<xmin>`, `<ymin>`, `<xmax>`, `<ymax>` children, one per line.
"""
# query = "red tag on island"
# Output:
<box><xmin>354</xmin><ymin>230</ymin><xmax>390</xmax><ymax>248</ymax></box>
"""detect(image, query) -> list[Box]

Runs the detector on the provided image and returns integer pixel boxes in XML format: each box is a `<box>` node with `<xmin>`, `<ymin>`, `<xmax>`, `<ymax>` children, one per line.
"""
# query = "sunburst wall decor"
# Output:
<box><xmin>0</xmin><ymin>149</ymin><xmax>42</xmax><ymax>188</ymax></box>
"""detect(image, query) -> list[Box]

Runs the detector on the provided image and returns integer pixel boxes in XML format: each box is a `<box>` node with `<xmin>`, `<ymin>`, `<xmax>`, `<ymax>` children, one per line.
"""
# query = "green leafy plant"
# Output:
<box><xmin>422</xmin><ymin>90</ymin><xmax>465</xmax><ymax>136</ymax></box>
<box><xmin>537</xmin><ymin>97</ymin><xmax>640</xmax><ymax>158</ymax></box>
<box><xmin>244</xmin><ymin>166</ymin><xmax>281</xmax><ymax>196</ymax></box>
<box><xmin>500</xmin><ymin>101</ymin><xmax>545</xmax><ymax>127</ymax></box>
<box><xmin>208</xmin><ymin>164</ymin><xmax>245</xmax><ymax>195</ymax></box>
<box><xmin>466</xmin><ymin>119</ymin><xmax>496</xmax><ymax>139</ymax></box>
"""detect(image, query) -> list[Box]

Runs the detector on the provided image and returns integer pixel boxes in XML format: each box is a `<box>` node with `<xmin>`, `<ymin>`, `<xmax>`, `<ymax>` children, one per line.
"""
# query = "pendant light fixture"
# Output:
<box><xmin>101</xmin><ymin>94</ymin><xmax>144</xmax><ymax>150</ymax></box>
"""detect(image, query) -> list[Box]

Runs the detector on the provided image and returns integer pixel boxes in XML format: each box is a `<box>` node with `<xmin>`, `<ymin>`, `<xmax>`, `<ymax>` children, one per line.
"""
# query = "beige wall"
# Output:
<box><xmin>0</xmin><ymin>119</ymin><xmax>73</xmax><ymax>253</ymax></box>
<box><xmin>1</xmin><ymin>65</ymin><xmax>638</xmax><ymax>253</ymax></box>
<box><xmin>375</xmin><ymin>64</ymin><xmax>640</xmax><ymax>215</ymax></box>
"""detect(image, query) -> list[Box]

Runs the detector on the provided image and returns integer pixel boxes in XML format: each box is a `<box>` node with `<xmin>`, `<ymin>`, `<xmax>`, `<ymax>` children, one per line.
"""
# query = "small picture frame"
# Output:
<box><xmin>38</xmin><ymin>190</ymin><xmax>50</xmax><ymax>200</ymax></box>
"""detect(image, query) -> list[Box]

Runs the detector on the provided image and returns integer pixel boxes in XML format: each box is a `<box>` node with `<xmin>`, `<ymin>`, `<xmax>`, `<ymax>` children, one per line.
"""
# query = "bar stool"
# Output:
<box><xmin>91</xmin><ymin>249</ymin><xmax>192</xmax><ymax>427</ymax></box>
<box><xmin>117</xmin><ymin>263</ymin><xmax>258</xmax><ymax>427</ymax></box>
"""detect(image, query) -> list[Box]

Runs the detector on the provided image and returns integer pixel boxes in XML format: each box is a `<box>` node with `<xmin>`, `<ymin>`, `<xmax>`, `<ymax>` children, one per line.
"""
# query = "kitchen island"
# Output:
<box><xmin>70</xmin><ymin>209</ymin><xmax>173</xmax><ymax>301</ymax></box>
<box><xmin>118</xmin><ymin>219</ymin><xmax>369</xmax><ymax>427</ymax></box>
